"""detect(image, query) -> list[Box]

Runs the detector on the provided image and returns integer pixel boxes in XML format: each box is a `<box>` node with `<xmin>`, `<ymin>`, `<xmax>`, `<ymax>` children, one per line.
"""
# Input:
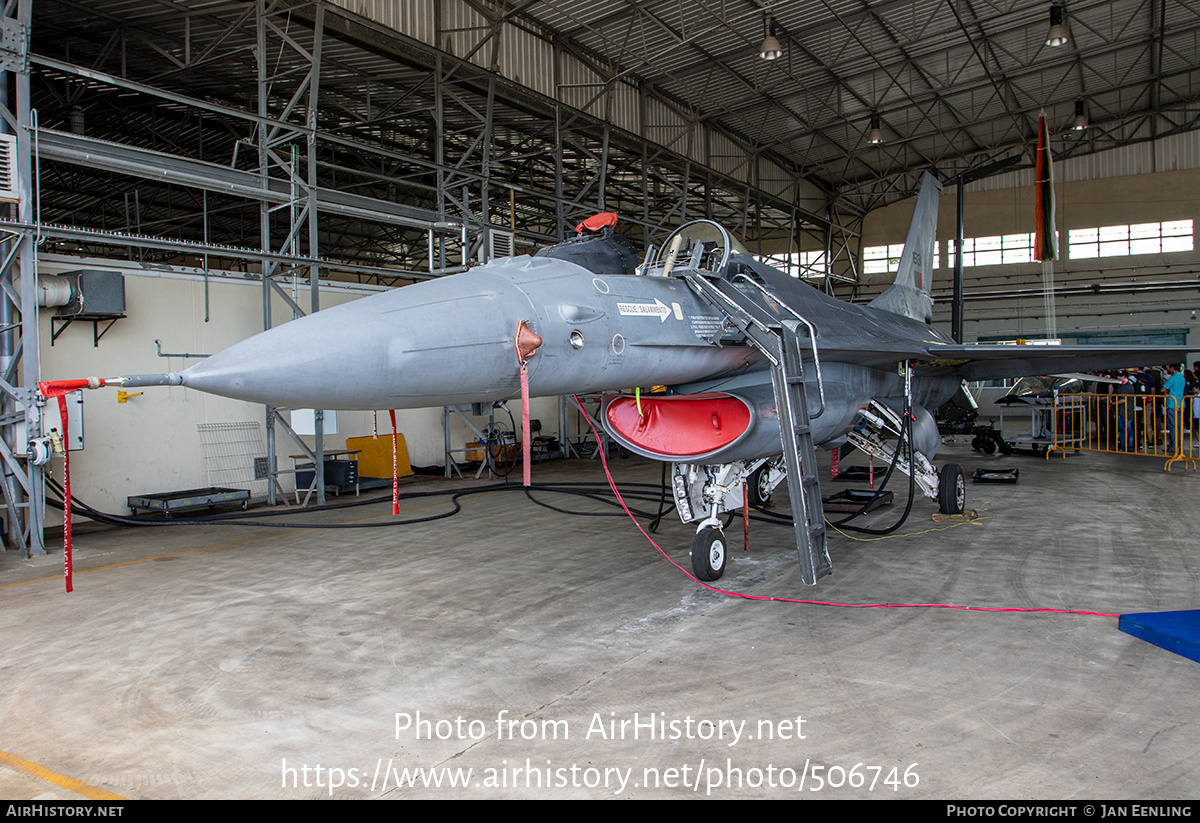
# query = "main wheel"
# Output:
<box><xmin>938</xmin><ymin>463</ymin><xmax>966</xmax><ymax>514</ymax></box>
<box><xmin>691</xmin><ymin>527</ymin><xmax>727</xmax><ymax>581</ymax></box>
<box><xmin>746</xmin><ymin>464</ymin><xmax>773</xmax><ymax>507</ymax></box>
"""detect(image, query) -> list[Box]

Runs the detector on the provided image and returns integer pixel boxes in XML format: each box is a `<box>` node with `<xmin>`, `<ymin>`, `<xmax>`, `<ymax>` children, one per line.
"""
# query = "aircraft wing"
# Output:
<box><xmin>915</xmin><ymin>344</ymin><xmax>1191</xmax><ymax>382</ymax></box>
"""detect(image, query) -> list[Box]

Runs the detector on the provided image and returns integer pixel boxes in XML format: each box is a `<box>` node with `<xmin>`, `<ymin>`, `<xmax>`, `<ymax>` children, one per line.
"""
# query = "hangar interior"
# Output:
<box><xmin>1</xmin><ymin>0</ymin><xmax>1199</xmax><ymax>800</ymax></box>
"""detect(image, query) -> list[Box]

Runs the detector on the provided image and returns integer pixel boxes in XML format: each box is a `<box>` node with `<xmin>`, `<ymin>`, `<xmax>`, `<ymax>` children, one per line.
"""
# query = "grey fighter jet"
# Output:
<box><xmin>66</xmin><ymin>172</ymin><xmax>1189</xmax><ymax>585</ymax></box>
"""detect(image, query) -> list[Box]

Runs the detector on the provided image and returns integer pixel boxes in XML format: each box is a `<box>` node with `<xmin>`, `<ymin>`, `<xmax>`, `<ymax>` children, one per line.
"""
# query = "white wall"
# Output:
<box><xmin>34</xmin><ymin>261</ymin><xmax>562</xmax><ymax>517</ymax></box>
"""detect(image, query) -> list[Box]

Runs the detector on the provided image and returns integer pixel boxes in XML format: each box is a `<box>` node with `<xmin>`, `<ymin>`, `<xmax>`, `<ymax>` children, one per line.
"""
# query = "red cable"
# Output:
<box><xmin>572</xmin><ymin>395</ymin><xmax>1117</xmax><ymax>618</ymax></box>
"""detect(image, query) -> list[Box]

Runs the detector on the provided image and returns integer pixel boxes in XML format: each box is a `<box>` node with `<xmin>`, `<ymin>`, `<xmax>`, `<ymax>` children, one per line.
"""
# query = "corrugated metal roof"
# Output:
<box><xmin>28</xmin><ymin>0</ymin><xmax>1200</xmax><ymax>214</ymax></box>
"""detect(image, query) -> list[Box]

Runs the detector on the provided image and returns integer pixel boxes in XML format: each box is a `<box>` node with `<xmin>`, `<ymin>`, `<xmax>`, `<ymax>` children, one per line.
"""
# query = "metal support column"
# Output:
<box><xmin>953</xmin><ymin>174</ymin><xmax>965</xmax><ymax>343</ymax></box>
<box><xmin>257</xmin><ymin>0</ymin><xmax>325</xmax><ymax>505</ymax></box>
<box><xmin>0</xmin><ymin>0</ymin><xmax>44</xmax><ymax>555</ymax></box>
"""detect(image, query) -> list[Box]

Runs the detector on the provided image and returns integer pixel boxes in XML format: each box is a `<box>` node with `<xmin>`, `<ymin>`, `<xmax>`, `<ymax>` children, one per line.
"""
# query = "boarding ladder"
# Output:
<box><xmin>680</xmin><ymin>269</ymin><xmax>832</xmax><ymax>585</ymax></box>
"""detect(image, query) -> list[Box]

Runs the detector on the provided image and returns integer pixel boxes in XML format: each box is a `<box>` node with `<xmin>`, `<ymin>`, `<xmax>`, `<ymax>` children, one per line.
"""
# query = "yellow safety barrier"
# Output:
<box><xmin>1052</xmin><ymin>393</ymin><xmax>1198</xmax><ymax>471</ymax></box>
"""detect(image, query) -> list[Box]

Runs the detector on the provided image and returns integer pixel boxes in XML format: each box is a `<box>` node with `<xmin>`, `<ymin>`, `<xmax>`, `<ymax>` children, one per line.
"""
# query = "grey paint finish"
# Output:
<box><xmin>172</xmin><ymin>255</ymin><xmax>759</xmax><ymax>410</ymax></box>
<box><xmin>115</xmin><ymin>171</ymin><xmax>1188</xmax><ymax>455</ymax></box>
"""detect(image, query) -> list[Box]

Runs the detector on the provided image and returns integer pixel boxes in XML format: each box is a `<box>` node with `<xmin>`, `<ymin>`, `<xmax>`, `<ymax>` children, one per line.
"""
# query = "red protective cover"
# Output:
<box><xmin>605</xmin><ymin>393</ymin><xmax>751</xmax><ymax>457</ymax></box>
<box><xmin>575</xmin><ymin>212</ymin><xmax>619</xmax><ymax>233</ymax></box>
<box><xmin>38</xmin><ymin>379</ymin><xmax>101</xmax><ymax>399</ymax></box>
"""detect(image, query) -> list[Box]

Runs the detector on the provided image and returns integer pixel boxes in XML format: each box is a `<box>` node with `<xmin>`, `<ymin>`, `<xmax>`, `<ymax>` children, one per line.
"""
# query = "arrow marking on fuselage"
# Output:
<box><xmin>617</xmin><ymin>298</ymin><xmax>672</xmax><ymax>322</ymax></box>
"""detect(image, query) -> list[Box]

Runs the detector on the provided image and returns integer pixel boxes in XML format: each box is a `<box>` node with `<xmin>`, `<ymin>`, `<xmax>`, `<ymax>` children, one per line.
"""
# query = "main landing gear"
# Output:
<box><xmin>938</xmin><ymin>463</ymin><xmax>965</xmax><ymax>515</ymax></box>
<box><xmin>672</xmin><ymin>400</ymin><xmax>968</xmax><ymax>582</ymax></box>
<box><xmin>847</xmin><ymin>400</ymin><xmax>966</xmax><ymax>516</ymax></box>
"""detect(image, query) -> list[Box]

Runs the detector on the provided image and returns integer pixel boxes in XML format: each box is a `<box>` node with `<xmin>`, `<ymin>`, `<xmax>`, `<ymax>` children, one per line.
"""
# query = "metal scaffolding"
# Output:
<box><xmin>0</xmin><ymin>0</ymin><xmax>837</xmax><ymax>554</ymax></box>
<box><xmin>0</xmin><ymin>0</ymin><xmax>44</xmax><ymax>555</ymax></box>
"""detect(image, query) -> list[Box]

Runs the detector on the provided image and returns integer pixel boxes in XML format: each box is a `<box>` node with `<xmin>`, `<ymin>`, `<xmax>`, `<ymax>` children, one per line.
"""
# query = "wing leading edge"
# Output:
<box><xmin>914</xmin><ymin>344</ymin><xmax>1191</xmax><ymax>382</ymax></box>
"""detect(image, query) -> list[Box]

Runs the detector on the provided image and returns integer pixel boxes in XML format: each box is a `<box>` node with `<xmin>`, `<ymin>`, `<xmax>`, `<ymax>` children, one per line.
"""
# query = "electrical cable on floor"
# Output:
<box><xmin>826</xmin><ymin>513</ymin><xmax>993</xmax><ymax>542</ymax></box>
<box><xmin>569</xmin><ymin>395</ymin><xmax>1119</xmax><ymax>619</ymax></box>
<box><xmin>43</xmin><ymin>476</ymin><xmax>671</xmax><ymax>530</ymax></box>
<box><xmin>522</xmin><ymin>487</ymin><xmax>663</xmax><ymax>519</ymax></box>
<box><xmin>45</xmin><ymin>418</ymin><xmax>1108</xmax><ymax>618</ymax></box>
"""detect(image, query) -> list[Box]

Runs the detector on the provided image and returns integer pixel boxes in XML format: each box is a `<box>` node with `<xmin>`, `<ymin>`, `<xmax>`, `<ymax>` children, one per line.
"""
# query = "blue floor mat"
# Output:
<box><xmin>1119</xmin><ymin>610</ymin><xmax>1200</xmax><ymax>664</ymax></box>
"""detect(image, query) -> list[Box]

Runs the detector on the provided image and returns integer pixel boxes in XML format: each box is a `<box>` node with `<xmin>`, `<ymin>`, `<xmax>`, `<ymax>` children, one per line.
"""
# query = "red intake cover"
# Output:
<box><xmin>605</xmin><ymin>393</ymin><xmax>751</xmax><ymax>457</ymax></box>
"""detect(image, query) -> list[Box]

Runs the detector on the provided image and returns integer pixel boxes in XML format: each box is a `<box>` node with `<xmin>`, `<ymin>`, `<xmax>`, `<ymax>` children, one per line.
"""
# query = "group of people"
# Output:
<box><xmin>1093</xmin><ymin>362</ymin><xmax>1199</xmax><ymax>454</ymax></box>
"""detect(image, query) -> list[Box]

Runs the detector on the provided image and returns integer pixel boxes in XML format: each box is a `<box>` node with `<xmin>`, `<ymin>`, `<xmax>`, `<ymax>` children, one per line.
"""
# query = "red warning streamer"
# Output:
<box><xmin>38</xmin><ymin>379</ymin><xmax>103</xmax><ymax>399</ymax></box>
<box><xmin>38</xmin><ymin>381</ymin><xmax>94</xmax><ymax>592</ymax></box>
<box><xmin>514</xmin><ymin>320</ymin><xmax>541</xmax><ymax>489</ymax></box>
<box><xmin>389</xmin><ymin>410</ymin><xmax>400</xmax><ymax>516</ymax></box>
<box><xmin>56</xmin><ymin>395</ymin><xmax>73</xmax><ymax>593</ymax></box>
<box><xmin>520</xmin><ymin>364</ymin><xmax>532</xmax><ymax>487</ymax></box>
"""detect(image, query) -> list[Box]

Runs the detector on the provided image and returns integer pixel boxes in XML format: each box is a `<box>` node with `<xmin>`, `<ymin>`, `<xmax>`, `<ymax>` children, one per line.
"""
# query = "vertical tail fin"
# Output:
<box><xmin>868</xmin><ymin>171</ymin><xmax>942</xmax><ymax>323</ymax></box>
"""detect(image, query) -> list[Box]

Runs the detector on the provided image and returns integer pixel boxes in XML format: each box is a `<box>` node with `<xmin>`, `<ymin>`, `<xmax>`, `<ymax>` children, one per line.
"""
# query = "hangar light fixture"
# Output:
<box><xmin>1072</xmin><ymin>100</ymin><xmax>1088</xmax><ymax>131</ymax></box>
<box><xmin>760</xmin><ymin>17</ymin><xmax>782</xmax><ymax>60</ymax></box>
<box><xmin>1045</xmin><ymin>4</ymin><xmax>1069</xmax><ymax>47</ymax></box>
<box><xmin>867</xmin><ymin>113</ymin><xmax>884</xmax><ymax>145</ymax></box>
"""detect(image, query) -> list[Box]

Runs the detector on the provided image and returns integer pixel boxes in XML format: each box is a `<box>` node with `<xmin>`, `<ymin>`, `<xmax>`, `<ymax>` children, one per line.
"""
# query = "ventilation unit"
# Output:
<box><xmin>0</xmin><ymin>133</ymin><xmax>17</xmax><ymax>203</ymax></box>
<box><xmin>488</xmin><ymin>229</ymin><xmax>515</xmax><ymax>260</ymax></box>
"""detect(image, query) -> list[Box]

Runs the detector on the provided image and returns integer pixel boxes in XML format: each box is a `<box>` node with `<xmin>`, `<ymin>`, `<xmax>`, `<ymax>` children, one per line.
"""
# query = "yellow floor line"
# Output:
<box><xmin>0</xmin><ymin>748</ymin><xmax>127</xmax><ymax>801</ymax></box>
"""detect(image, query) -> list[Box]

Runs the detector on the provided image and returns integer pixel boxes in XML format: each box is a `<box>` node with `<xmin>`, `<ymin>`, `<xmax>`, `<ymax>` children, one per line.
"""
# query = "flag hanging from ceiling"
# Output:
<box><xmin>1034</xmin><ymin>113</ymin><xmax>1058</xmax><ymax>261</ymax></box>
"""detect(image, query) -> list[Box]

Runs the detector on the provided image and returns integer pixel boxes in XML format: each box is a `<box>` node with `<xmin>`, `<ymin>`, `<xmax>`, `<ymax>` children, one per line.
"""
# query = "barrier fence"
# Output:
<box><xmin>1051</xmin><ymin>393</ymin><xmax>1199</xmax><ymax>471</ymax></box>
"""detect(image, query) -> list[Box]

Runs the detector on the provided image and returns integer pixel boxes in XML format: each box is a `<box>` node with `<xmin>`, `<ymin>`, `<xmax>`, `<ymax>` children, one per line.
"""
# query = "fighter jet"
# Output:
<box><xmin>48</xmin><ymin>172</ymin><xmax>1190</xmax><ymax>585</ymax></box>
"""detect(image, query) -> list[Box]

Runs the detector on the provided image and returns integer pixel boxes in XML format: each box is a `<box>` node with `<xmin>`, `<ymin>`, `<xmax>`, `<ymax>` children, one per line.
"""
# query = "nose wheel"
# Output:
<box><xmin>691</xmin><ymin>527</ymin><xmax>727</xmax><ymax>581</ymax></box>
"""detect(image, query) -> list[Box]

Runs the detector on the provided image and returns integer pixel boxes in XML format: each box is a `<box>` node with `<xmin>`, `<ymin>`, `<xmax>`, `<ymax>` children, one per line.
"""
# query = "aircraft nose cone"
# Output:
<box><xmin>179</xmin><ymin>273</ymin><xmax>532</xmax><ymax>409</ymax></box>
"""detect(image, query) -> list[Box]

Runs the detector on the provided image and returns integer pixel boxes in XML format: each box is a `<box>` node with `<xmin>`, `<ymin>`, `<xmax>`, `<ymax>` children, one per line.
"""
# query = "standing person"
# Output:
<box><xmin>1114</xmin><ymin>370</ymin><xmax>1138</xmax><ymax>452</ymax></box>
<box><xmin>1163</xmin><ymin>363</ymin><xmax>1185</xmax><ymax>455</ymax></box>
<box><xmin>1192</xmin><ymin>361</ymin><xmax>1200</xmax><ymax>434</ymax></box>
<box><xmin>1130</xmin><ymin>368</ymin><xmax>1154</xmax><ymax>451</ymax></box>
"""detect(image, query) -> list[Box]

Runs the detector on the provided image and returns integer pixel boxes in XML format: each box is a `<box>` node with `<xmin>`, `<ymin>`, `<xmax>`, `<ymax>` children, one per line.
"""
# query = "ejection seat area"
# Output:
<box><xmin>643</xmin><ymin>219</ymin><xmax>738</xmax><ymax>279</ymax></box>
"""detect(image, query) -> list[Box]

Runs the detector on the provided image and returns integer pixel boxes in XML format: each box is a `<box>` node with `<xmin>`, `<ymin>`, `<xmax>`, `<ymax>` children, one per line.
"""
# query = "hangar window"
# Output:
<box><xmin>946</xmin><ymin>233</ymin><xmax>1037</xmax><ymax>267</ymax></box>
<box><xmin>863</xmin><ymin>243</ymin><xmax>904</xmax><ymax>274</ymax></box>
<box><xmin>862</xmin><ymin>244</ymin><xmax>940</xmax><ymax>273</ymax></box>
<box><xmin>795</xmin><ymin>250</ymin><xmax>828</xmax><ymax>279</ymax></box>
<box><xmin>1068</xmin><ymin>220</ymin><xmax>1194</xmax><ymax>259</ymax></box>
<box><xmin>754</xmin><ymin>250</ymin><xmax>830</xmax><ymax>279</ymax></box>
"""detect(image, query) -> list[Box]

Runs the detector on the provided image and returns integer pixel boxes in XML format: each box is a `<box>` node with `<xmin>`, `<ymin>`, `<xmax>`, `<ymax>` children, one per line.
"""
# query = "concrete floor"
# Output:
<box><xmin>2</xmin><ymin>439</ymin><xmax>1198</xmax><ymax>799</ymax></box>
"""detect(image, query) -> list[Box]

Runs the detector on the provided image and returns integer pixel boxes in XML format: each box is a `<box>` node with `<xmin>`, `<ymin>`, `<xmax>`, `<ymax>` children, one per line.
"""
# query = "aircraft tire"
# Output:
<box><xmin>691</xmin><ymin>527</ymin><xmax>726</xmax><ymax>581</ymax></box>
<box><xmin>938</xmin><ymin>463</ymin><xmax>966</xmax><ymax>515</ymax></box>
<box><xmin>747</xmin><ymin>465</ymin><xmax>772</xmax><ymax>507</ymax></box>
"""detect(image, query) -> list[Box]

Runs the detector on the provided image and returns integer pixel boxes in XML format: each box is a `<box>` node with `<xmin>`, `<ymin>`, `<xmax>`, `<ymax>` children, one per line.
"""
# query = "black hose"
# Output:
<box><xmin>755</xmin><ymin>398</ymin><xmax>920</xmax><ymax>536</ymax></box>
<box><xmin>647</xmin><ymin>460</ymin><xmax>671</xmax><ymax>533</ymax></box>
<box><xmin>831</xmin><ymin>407</ymin><xmax>917</xmax><ymax>536</ymax></box>
<box><xmin>44</xmin><ymin>475</ymin><xmax>672</xmax><ymax>531</ymax></box>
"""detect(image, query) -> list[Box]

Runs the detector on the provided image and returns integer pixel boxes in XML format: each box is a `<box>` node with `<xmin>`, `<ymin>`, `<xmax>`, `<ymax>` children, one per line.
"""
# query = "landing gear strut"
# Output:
<box><xmin>671</xmin><ymin>460</ymin><xmax>783</xmax><ymax>582</ymax></box>
<box><xmin>847</xmin><ymin>400</ymin><xmax>967</xmax><ymax>514</ymax></box>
